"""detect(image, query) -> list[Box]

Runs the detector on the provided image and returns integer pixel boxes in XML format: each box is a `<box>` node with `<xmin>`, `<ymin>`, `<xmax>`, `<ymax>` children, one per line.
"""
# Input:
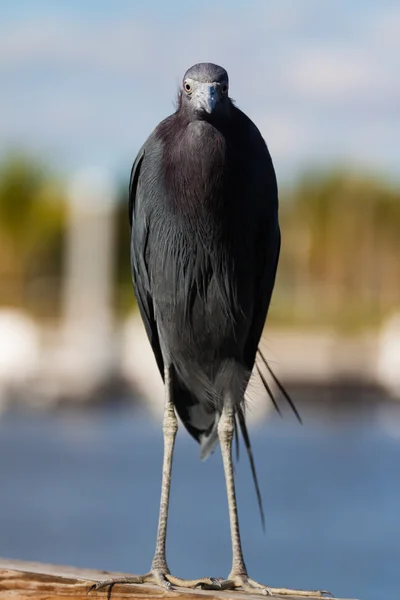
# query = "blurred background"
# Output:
<box><xmin>0</xmin><ymin>2</ymin><xmax>399</xmax><ymax>599</ymax></box>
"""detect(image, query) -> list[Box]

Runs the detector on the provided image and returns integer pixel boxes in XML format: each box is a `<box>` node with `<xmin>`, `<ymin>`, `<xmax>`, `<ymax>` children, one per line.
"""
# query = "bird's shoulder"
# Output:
<box><xmin>153</xmin><ymin>111</ymin><xmax>188</xmax><ymax>146</ymax></box>
<box><xmin>128</xmin><ymin>122</ymin><xmax>170</xmax><ymax>211</ymax></box>
<box><xmin>132</xmin><ymin>111</ymin><xmax>181</xmax><ymax>173</ymax></box>
<box><xmin>229</xmin><ymin>106</ymin><xmax>269</xmax><ymax>156</ymax></box>
<box><xmin>227</xmin><ymin>106</ymin><xmax>278</xmax><ymax>202</ymax></box>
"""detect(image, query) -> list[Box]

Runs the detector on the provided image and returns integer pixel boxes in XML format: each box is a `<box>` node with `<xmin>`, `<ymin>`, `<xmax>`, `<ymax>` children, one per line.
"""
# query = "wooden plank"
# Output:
<box><xmin>0</xmin><ymin>559</ymin><xmax>353</xmax><ymax>600</ymax></box>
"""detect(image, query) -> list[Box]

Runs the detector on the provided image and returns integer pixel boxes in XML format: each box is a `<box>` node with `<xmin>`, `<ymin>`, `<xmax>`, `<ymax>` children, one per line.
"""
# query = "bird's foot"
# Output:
<box><xmin>88</xmin><ymin>571</ymin><xmax>333</xmax><ymax>598</ymax></box>
<box><xmin>224</xmin><ymin>573</ymin><xmax>334</xmax><ymax>598</ymax></box>
<box><xmin>88</xmin><ymin>571</ymin><xmax>226</xmax><ymax>594</ymax></box>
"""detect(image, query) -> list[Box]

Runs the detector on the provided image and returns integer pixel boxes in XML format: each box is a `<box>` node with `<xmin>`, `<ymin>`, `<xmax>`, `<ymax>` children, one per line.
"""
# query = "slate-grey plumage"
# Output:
<box><xmin>90</xmin><ymin>63</ymin><xmax>328</xmax><ymax>598</ymax></box>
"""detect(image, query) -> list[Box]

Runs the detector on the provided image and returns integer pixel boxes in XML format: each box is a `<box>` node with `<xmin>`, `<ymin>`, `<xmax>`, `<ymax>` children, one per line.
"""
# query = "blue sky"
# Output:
<box><xmin>0</xmin><ymin>1</ymin><xmax>399</xmax><ymax>184</ymax></box>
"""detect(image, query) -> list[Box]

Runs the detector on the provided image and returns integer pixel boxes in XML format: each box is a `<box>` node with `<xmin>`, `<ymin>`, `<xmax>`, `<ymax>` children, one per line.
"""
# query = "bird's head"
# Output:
<box><xmin>179</xmin><ymin>63</ymin><xmax>231</xmax><ymax>119</ymax></box>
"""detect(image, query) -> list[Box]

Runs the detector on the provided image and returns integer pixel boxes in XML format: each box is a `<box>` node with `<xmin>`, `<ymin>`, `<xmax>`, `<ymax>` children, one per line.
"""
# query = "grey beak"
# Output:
<box><xmin>195</xmin><ymin>84</ymin><xmax>218</xmax><ymax>114</ymax></box>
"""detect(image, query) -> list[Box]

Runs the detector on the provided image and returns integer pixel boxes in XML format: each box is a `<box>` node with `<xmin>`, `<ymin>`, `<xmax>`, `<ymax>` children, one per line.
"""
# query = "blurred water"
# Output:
<box><xmin>0</xmin><ymin>404</ymin><xmax>399</xmax><ymax>600</ymax></box>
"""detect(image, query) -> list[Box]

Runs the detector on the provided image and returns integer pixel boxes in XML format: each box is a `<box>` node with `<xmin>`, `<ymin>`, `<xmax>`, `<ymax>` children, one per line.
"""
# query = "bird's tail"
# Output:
<box><xmin>236</xmin><ymin>404</ymin><xmax>265</xmax><ymax>530</ymax></box>
<box><xmin>234</xmin><ymin>349</ymin><xmax>301</xmax><ymax>529</ymax></box>
<box><xmin>173</xmin><ymin>355</ymin><xmax>300</xmax><ymax>530</ymax></box>
<box><xmin>256</xmin><ymin>348</ymin><xmax>302</xmax><ymax>423</ymax></box>
<box><xmin>172</xmin><ymin>371</ymin><xmax>220</xmax><ymax>459</ymax></box>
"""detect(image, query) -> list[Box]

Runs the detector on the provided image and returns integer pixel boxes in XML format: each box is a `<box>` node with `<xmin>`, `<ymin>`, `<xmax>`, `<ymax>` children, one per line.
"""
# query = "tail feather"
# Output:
<box><xmin>257</xmin><ymin>349</ymin><xmax>302</xmax><ymax>424</ymax></box>
<box><xmin>199</xmin><ymin>414</ymin><xmax>220</xmax><ymax>460</ymax></box>
<box><xmin>256</xmin><ymin>363</ymin><xmax>282</xmax><ymax>417</ymax></box>
<box><xmin>173</xmin><ymin>351</ymin><xmax>299</xmax><ymax>533</ymax></box>
<box><xmin>237</xmin><ymin>405</ymin><xmax>265</xmax><ymax>531</ymax></box>
<box><xmin>172</xmin><ymin>372</ymin><xmax>220</xmax><ymax>459</ymax></box>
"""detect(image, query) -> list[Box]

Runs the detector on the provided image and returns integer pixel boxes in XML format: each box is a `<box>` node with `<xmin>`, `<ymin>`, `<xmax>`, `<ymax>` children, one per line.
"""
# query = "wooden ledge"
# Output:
<box><xmin>0</xmin><ymin>559</ymin><xmax>354</xmax><ymax>600</ymax></box>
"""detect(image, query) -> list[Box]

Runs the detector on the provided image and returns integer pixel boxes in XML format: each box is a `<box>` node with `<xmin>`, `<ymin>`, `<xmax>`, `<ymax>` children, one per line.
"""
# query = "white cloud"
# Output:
<box><xmin>0</xmin><ymin>18</ymin><xmax>150</xmax><ymax>72</ymax></box>
<box><xmin>283</xmin><ymin>48</ymin><xmax>376</xmax><ymax>101</ymax></box>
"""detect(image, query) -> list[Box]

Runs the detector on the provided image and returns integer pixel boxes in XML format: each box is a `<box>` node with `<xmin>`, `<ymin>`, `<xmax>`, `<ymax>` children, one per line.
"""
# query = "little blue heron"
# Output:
<box><xmin>90</xmin><ymin>63</ymin><xmax>329</xmax><ymax>598</ymax></box>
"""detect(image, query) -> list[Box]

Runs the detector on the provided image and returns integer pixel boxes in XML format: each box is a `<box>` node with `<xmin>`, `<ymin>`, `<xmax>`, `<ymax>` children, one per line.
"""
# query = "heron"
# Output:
<box><xmin>90</xmin><ymin>63</ymin><xmax>329</xmax><ymax>598</ymax></box>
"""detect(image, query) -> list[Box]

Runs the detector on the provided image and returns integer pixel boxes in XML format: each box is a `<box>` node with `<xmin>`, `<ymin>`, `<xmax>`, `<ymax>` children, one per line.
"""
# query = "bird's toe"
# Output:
<box><xmin>87</xmin><ymin>572</ymin><xmax>231</xmax><ymax>594</ymax></box>
<box><xmin>193</xmin><ymin>577</ymin><xmax>233</xmax><ymax>590</ymax></box>
<box><xmin>87</xmin><ymin>575</ymin><xmax>146</xmax><ymax>594</ymax></box>
<box><xmin>228</xmin><ymin>574</ymin><xmax>333</xmax><ymax>598</ymax></box>
<box><xmin>165</xmin><ymin>575</ymin><xmax>230</xmax><ymax>590</ymax></box>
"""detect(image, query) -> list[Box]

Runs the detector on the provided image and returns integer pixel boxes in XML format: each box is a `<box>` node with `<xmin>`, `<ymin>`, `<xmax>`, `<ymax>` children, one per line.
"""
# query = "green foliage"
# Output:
<box><xmin>0</xmin><ymin>154</ymin><xmax>67</xmax><ymax>313</ymax></box>
<box><xmin>0</xmin><ymin>155</ymin><xmax>64</xmax><ymax>239</ymax></box>
<box><xmin>273</xmin><ymin>169</ymin><xmax>400</xmax><ymax>330</ymax></box>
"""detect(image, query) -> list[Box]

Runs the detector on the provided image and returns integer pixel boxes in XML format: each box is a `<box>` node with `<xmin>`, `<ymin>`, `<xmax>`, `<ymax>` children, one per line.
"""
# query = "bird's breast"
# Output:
<box><xmin>184</xmin><ymin>121</ymin><xmax>227</xmax><ymax>165</ymax></box>
<box><xmin>164</xmin><ymin>121</ymin><xmax>229</xmax><ymax>213</ymax></box>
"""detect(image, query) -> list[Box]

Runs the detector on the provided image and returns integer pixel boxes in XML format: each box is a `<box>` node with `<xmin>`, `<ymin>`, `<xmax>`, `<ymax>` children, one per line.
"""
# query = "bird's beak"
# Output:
<box><xmin>195</xmin><ymin>84</ymin><xmax>219</xmax><ymax>114</ymax></box>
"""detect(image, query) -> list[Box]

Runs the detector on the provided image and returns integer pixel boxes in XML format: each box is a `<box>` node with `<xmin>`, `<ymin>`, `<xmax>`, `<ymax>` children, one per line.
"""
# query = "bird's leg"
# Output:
<box><xmin>218</xmin><ymin>399</ymin><xmax>247</xmax><ymax>579</ymax></box>
<box><xmin>218</xmin><ymin>399</ymin><xmax>332</xmax><ymax>599</ymax></box>
<box><xmin>148</xmin><ymin>363</ymin><xmax>177</xmax><ymax>581</ymax></box>
<box><xmin>89</xmin><ymin>366</ymin><xmax>223</xmax><ymax>594</ymax></box>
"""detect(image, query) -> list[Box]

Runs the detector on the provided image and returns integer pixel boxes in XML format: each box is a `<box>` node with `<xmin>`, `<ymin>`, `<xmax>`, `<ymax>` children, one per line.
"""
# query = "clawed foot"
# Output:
<box><xmin>88</xmin><ymin>571</ymin><xmax>227</xmax><ymax>594</ymax></box>
<box><xmin>88</xmin><ymin>571</ymin><xmax>333</xmax><ymax>598</ymax></box>
<box><xmin>224</xmin><ymin>573</ymin><xmax>333</xmax><ymax>598</ymax></box>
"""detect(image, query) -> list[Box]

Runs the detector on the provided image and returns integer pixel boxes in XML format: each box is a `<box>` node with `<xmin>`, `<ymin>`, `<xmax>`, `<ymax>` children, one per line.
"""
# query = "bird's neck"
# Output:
<box><xmin>163</xmin><ymin>118</ymin><xmax>228</xmax><ymax>215</ymax></box>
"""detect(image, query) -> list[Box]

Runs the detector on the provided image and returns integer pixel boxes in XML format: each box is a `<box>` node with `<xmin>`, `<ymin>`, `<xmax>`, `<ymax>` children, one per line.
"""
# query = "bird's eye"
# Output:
<box><xmin>184</xmin><ymin>81</ymin><xmax>192</xmax><ymax>94</ymax></box>
<box><xmin>221</xmin><ymin>84</ymin><xmax>228</xmax><ymax>94</ymax></box>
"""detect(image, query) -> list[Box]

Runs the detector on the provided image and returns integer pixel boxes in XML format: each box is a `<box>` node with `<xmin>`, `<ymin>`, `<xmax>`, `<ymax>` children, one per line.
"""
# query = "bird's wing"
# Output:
<box><xmin>129</xmin><ymin>145</ymin><xmax>164</xmax><ymax>378</ymax></box>
<box><xmin>245</xmin><ymin>221</ymin><xmax>300</xmax><ymax>421</ymax></box>
<box><xmin>128</xmin><ymin>147</ymin><xmax>144</xmax><ymax>228</ymax></box>
<box><xmin>129</xmin><ymin>141</ymin><xmax>218</xmax><ymax>449</ymax></box>
<box><xmin>244</xmin><ymin>220</ymin><xmax>281</xmax><ymax>370</ymax></box>
<box><xmin>231</xmin><ymin>107</ymin><xmax>282</xmax><ymax>369</ymax></box>
<box><xmin>236</xmin><ymin>220</ymin><xmax>280</xmax><ymax>529</ymax></box>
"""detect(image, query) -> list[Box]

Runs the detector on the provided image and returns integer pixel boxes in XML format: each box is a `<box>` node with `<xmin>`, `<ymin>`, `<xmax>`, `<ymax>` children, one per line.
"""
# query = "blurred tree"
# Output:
<box><xmin>0</xmin><ymin>154</ymin><xmax>66</xmax><ymax>316</ymax></box>
<box><xmin>275</xmin><ymin>169</ymin><xmax>400</xmax><ymax>330</ymax></box>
